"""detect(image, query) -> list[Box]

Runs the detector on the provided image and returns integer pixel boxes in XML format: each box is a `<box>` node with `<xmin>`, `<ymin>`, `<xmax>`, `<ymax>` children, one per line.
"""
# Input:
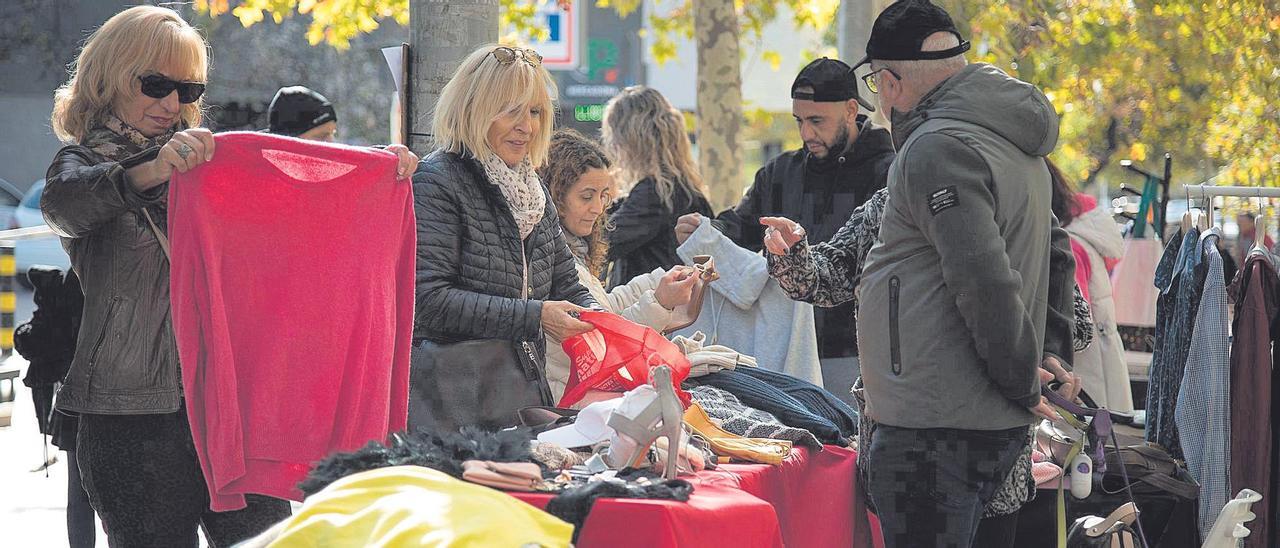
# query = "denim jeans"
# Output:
<box><xmin>866</xmin><ymin>424</ymin><xmax>1028</xmax><ymax>548</ymax></box>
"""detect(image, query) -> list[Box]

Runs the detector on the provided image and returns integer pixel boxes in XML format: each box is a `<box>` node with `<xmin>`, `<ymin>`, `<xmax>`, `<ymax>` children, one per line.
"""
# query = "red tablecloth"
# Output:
<box><xmin>511</xmin><ymin>445</ymin><xmax>881</xmax><ymax>547</ymax></box>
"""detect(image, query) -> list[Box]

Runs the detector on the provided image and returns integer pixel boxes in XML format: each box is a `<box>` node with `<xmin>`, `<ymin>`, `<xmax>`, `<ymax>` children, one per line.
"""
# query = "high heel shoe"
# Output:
<box><xmin>683</xmin><ymin>403</ymin><xmax>792</xmax><ymax>465</ymax></box>
<box><xmin>604</xmin><ymin>387</ymin><xmax>661</xmax><ymax>469</ymax></box>
<box><xmin>603</xmin><ymin>366</ymin><xmax>686</xmax><ymax>479</ymax></box>
<box><xmin>650</xmin><ymin>365</ymin><xmax>686</xmax><ymax>479</ymax></box>
<box><xmin>663</xmin><ymin>256</ymin><xmax>719</xmax><ymax>336</ymax></box>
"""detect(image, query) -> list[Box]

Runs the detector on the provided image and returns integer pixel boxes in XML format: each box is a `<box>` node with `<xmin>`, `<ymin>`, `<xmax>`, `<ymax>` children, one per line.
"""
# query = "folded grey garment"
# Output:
<box><xmin>689</xmin><ymin>385</ymin><xmax>822</xmax><ymax>447</ymax></box>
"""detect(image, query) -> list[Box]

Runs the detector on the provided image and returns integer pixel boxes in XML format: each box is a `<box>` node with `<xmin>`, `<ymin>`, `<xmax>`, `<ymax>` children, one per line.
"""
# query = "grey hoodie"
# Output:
<box><xmin>857</xmin><ymin>63</ymin><xmax>1060</xmax><ymax>430</ymax></box>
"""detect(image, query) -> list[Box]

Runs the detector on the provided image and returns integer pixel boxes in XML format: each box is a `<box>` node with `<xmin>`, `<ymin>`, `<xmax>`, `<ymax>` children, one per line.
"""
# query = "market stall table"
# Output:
<box><xmin>510</xmin><ymin>445</ymin><xmax>882</xmax><ymax>547</ymax></box>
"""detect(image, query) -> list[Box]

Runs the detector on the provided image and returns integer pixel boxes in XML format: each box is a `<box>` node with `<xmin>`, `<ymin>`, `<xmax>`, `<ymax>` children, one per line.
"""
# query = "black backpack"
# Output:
<box><xmin>17</xmin><ymin>266</ymin><xmax>84</xmax><ymax>443</ymax></box>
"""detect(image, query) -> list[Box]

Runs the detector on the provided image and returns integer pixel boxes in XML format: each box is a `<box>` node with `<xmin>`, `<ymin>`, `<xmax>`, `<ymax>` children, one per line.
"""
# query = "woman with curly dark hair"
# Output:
<box><xmin>537</xmin><ymin>129</ymin><xmax>698</xmax><ymax>401</ymax></box>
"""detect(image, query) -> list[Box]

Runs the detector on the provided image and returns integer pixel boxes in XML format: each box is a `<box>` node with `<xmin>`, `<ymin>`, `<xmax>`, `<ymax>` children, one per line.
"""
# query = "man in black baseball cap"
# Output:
<box><xmin>845</xmin><ymin>2</ymin><xmax>1066</xmax><ymax>547</ymax></box>
<box><xmin>674</xmin><ymin>56</ymin><xmax>896</xmax><ymax>402</ymax></box>
<box><xmin>851</xmin><ymin>0</ymin><xmax>970</xmax><ymax>72</ymax></box>
<box><xmin>266</xmin><ymin>85</ymin><xmax>338</xmax><ymax>141</ymax></box>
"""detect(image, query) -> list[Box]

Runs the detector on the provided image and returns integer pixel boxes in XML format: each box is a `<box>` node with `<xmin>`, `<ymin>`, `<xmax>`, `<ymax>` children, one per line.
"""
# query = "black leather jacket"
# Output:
<box><xmin>42</xmin><ymin>144</ymin><xmax>180</xmax><ymax>414</ymax></box>
<box><xmin>412</xmin><ymin>150</ymin><xmax>595</xmax><ymax>357</ymax></box>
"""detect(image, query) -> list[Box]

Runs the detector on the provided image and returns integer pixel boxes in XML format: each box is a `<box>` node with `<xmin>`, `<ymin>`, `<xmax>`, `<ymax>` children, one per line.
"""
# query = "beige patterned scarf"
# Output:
<box><xmin>83</xmin><ymin>114</ymin><xmax>175</xmax><ymax>162</ymax></box>
<box><xmin>479</xmin><ymin>153</ymin><xmax>546</xmax><ymax>240</ymax></box>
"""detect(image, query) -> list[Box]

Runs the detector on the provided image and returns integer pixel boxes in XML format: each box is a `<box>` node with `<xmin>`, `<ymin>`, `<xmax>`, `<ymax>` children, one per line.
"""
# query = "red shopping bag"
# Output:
<box><xmin>558</xmin><ymin>311</ymin><xmax>692</xmax><ymax>408</ymax></box>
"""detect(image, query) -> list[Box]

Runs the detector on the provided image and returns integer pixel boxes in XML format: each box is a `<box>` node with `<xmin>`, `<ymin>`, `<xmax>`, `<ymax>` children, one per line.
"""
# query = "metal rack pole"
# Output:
<box><xmin>1186</xmin><ymin>185</ymin><xmax>1280</xmax><ymax>198</ymax></box>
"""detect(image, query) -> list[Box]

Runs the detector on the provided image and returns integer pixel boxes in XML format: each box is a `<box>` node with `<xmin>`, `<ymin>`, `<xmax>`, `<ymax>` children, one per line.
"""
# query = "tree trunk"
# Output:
<box><xmin>408</xmin><ymin>0</ymin><xmax>499</xmax><ymax>154</ymax></box>
<box><xmin>1084</xmin><ymin>116</ymin><xmax>1122</xmax><ymax>190</ymax></box>
<box><xmin>839</xmin><ymin>0</ymin><xmax>892</xmax><ymax>125</ymax></box>
<box><xmin>838</xmin><ymin>0</ymin><xmax>892</xmax><ymax>71</ymax></box>
<box><xmin>693</xmin><ymin>0</ymin><xmax>744</xmax><ymax>210</ymax></box>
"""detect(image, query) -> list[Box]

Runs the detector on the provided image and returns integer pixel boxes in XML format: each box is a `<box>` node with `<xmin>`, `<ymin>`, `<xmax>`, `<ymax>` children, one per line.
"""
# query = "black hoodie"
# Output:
<box><xmin>713</xmin><ymin>115</ymin><xmax>896</xmax><ymax>358</ymax></box>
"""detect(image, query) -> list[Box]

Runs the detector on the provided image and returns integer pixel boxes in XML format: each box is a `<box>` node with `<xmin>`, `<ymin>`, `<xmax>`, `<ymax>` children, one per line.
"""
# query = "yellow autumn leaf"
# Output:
<box><xmin>231</xmin><ymin>5</ymin><xmax>265</xmax><ymax>27</ymax></box>
<box><xmin>762</xmin><ymin>50</ymin><xmax>782</xmax><ymax>71</ymax></box>
<box><xmin>1130</xmin><ymin>142</ymin><xmax>1148</xmax><ymax>161</ymax></box>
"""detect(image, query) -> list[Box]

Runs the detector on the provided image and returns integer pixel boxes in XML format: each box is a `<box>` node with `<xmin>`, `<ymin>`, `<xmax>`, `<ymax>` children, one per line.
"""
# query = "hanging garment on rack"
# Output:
<box><xmin>1175</xmin><ymin>232</ymin><xmax>1231</xmax><ymax>540</ymax></box>
<box><xmin>1228</xmin><ymin>252</ymin><xmax>1280</xmax><ymax>548</ymax></box>
<box><xmin>169</xmin><ymin>132</ymin><xmax>415</xmax><ymax>511</ymax></box>
<box><xmin>1112</xmin><ymin>235</ymin><xmax>1165</xmax><ymax>328</ymax></box>
<box><xmin>1235</xmin><ymin>232</ymin><xmax>1275</xmax><ymax>269</ymax></box>
<box><xmin>1147</xmin><ymin>229</ymin><xmax>1208</xmax><ymax>460</ymax></box>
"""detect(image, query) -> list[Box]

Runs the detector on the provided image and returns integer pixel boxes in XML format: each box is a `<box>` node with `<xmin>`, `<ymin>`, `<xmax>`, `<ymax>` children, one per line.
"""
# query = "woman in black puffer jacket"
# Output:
<box><xmin>409</xmin><ymin>44</ymin><xmax>596</xmax><ymax>431</ymax></box>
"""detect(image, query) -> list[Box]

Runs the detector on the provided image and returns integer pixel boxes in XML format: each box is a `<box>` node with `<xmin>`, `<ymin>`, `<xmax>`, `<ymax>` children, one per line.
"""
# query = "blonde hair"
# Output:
<box><xmin>432</xmin><ymin>44</ymin><xmax>558</xmax><ymax>167</ymax></box>
<box><xmin>51</xmin><ymin>5</ymin><xmax>209</xmax><ymax>144</ymax></box>
<box><xmin>601</xmin><ymin>86</ymin><xmax>706</xmax><ymax>210</ymax></box>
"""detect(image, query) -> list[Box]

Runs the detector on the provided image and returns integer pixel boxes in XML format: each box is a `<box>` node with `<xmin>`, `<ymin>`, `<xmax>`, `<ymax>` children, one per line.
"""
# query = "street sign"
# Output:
<box><xmin>529</xmin><ymin>0</ymin><xmax>581</xmax><ymax>70</ymax></box>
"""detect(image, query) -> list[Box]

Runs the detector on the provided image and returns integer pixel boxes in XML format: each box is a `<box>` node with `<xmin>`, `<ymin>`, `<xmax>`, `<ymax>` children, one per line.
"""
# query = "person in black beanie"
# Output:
<box><xmin>266</xmin><ymin>85</ymin><xmax>338</xmax><ymax>142</ymax></box>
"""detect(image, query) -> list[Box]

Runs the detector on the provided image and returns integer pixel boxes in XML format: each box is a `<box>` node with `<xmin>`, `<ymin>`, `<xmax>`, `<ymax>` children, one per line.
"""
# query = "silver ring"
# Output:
<box><xmin>175</xmin><ymin>143</ymin><xmax>192</xmax><ymax>160</ymax></box>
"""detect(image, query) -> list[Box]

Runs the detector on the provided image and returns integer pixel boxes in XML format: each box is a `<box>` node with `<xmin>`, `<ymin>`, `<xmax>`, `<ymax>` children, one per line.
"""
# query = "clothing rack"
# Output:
<box><xmin>1162</xmin><ymin>183</ymin><xmax>1280</xmax><ymax>542</ymax></box>
<box><xmin>1185</xmin><ymin>185</ymin><xmax>1280</xmax><ymax>198</ymax></box>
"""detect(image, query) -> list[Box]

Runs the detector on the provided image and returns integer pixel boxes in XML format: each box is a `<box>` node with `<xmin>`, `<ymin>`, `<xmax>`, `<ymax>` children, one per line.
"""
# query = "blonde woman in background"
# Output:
<box><xmin>601</xmin><ymin>86</ymin><xmax>713</xmax><ymax>288</ymax></box>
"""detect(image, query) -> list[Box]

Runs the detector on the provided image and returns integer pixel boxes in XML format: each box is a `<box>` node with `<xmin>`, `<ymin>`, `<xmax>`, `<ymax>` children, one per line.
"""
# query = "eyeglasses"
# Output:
<box><xmin>490</xmin><ymin>46</ymin><xmax>543</xmax><ymax>68</ymax></box>
<box><xmin>861</xmin><ymin>67</ymin><xmax>901</xmax><ymax>94</ymax></box>
<box><xmin>138</xmin><ymin>74</ymin><xmax>206</xmax><ymax>104</ymax></box>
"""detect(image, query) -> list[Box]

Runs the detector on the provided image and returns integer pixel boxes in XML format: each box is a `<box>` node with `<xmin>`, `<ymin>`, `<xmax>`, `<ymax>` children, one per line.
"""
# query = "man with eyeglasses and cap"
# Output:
<box><xmin>755</xmin><ymin>1</ymin><xmax>1062</xmax><ymax>545</ymax></box>
<box><xmin>675</xmin><ymin>57</ymin><xmax>896</xmax><ymax>400</ymax></box>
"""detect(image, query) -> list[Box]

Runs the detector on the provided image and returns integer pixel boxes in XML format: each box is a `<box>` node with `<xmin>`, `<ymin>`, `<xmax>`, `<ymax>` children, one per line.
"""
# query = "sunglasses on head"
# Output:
<box><xmin>138</xmin><ymin>74</ymin><xmax>206</xmax><ymax>104</ymax></box>
<box><xmin>490</xmin><ymin>46</ymin><xmax>543</xmax><ymax>68</ymax></box>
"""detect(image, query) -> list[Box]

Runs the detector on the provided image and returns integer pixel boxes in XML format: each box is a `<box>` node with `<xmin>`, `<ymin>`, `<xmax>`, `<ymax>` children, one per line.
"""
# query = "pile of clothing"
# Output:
<box><xmin>244</xmin><ymin>363</ymin><xmax>857</xmax><ymax>547</ymax></box>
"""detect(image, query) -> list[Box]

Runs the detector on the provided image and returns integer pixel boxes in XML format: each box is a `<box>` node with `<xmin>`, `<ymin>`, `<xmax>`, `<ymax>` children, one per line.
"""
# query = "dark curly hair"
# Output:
<box><xmin>537</xmin><ymin>129</ymin><xmax>613</xmax><ymax>278</ymax></box>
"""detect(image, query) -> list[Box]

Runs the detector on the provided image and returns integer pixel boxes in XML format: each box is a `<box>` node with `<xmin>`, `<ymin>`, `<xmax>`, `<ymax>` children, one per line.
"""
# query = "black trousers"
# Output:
<box><xmin>76</xmin><ymin>411</ymin><xmax>291</xmax><ymax>548</ymax></box>
<box><xmin>866</xmin><ymin>425</ymin><xmax>1027</xmax><ymax>548</ymax></box>
<box><xmin>974</xmin><ymin>510</ymin><xmax>1020</xmax><ymax>548</ymax></box>
<box><xmin>66</xmin><ymin>450</ymin><xmax>97</xmax><ymax>548</ymax></box>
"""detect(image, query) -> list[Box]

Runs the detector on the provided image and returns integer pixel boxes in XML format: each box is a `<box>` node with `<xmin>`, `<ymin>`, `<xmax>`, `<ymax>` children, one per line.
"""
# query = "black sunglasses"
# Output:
<box><xmin>138</xmin><ymin>74</ymin><xmax>206</xmax><ymax>104</ymax></box>
<box><xmin>490</xmin><ymin>46</ymin><xmax>543</xmax><ymax>68</ymax></box>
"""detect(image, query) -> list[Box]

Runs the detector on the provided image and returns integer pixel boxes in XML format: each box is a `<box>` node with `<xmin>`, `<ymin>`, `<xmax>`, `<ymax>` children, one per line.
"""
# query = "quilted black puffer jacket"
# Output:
<box><xmin>412</xmin><ymin>150</ymin><xmax>595</xmax><ymax>354</ymax></box>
